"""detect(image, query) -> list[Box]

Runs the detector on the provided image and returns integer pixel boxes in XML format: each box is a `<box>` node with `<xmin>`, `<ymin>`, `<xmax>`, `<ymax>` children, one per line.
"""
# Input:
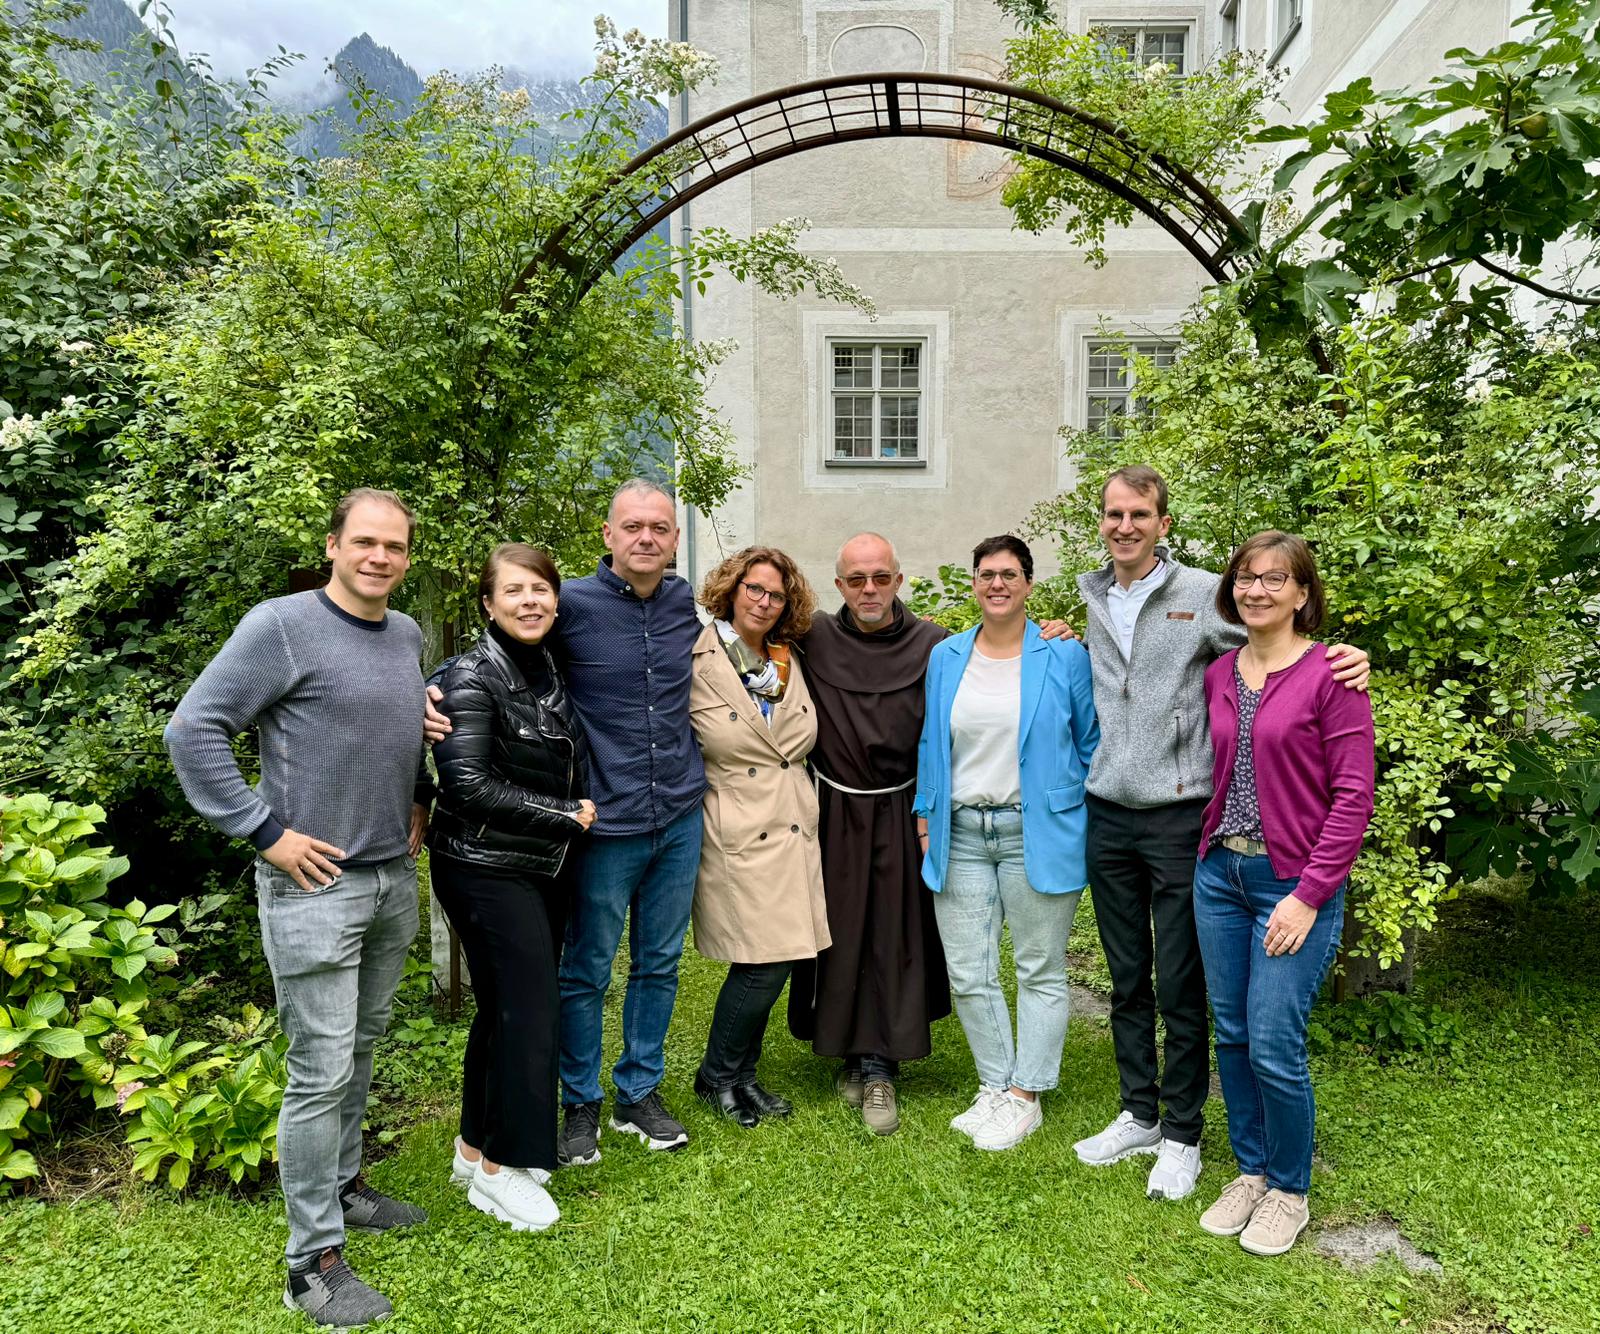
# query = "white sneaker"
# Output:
<box><xmin>468</xmin><ymin>1163</ymin><xmax>560</xmax><ymax>1232</ymax></box>
<box><xmin>454</xmin><ymin>1139</ymin><xmax>549</xmax><ymax>1188</ymax></box>
<box><xmin>1146</xmin><ymin>1139</ymin><xmax>1203</xmax><ymax>1200</ymax></box>
<box><xmin>1073</xmin><ymin>1110</ymin><xmax>1163</xmax><ymax>1166</ymax></box>
<box><xmin>950</xmin><ymin>1085</ymin><xmax>1007</xmax><ymax>1137</ymax></box>
<box><xmin>971</xmin><ymin>1092</ymin><xmax>1043</xmax><ymax>1151</ymax></box>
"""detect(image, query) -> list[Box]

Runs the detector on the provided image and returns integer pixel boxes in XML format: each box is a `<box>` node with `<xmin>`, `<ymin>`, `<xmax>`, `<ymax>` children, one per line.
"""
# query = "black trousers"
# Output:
<box><xmin>430</xmin><ymin>854</ymin><xmax>566</xmax><ymax>1172</ymax></box>
<box><xmin>699</xmin><ymin>961</ymin><xmax>793</xmax><ymax>1090</ymax></box>
<box><xmin>1085</xmin><ymin>794</ymin><xmax>1210</xmax><ymax>1146</ymax></box>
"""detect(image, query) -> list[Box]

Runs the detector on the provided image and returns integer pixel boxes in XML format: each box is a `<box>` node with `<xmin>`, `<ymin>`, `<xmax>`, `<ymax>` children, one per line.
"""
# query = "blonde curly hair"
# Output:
<box><xmin>698</xmin><ymin>545</ymin><xmax>816</xmax><ymax>643</ymax></box>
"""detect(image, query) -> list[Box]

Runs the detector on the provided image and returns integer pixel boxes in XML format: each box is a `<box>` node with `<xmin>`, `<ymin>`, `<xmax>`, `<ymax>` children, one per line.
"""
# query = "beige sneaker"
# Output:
<box><xmin>1238</xmin><ymin>1188</ymin><xmax>1310</xmax><ymax>1256</ymax></box>
<box><xmin>861</xmin><ymin>1080</ymin><xmax>899</xmax><ymax>1136</ymax></box>
<box><xmin>835</xmin><ymin>1067</ymin><xmax>866</xmax><ymax>1108</ymax></box>
<box><xmin>1199</xmin><ymin>1174</ymin><xmax>1269</xmax><ymax>1237</ymax></box>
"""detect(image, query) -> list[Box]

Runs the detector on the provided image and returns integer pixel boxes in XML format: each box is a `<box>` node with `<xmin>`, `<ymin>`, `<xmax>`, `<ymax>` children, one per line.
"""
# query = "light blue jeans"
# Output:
<box><xmin>933</xmin><ymin>806</ymin><xmax>1081</xmax><ymax>1093</ymax></box>
<box><xmin>256</xmin><ymin>854</ymin><xmax>419</xmax><ymax>1267</ymax></box>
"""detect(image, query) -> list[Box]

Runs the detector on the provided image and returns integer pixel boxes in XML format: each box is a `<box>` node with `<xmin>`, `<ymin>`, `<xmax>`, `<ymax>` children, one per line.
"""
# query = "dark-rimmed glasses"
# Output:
<box><xmin>741</xmin><ymin>581</ymin><xmax>787</xmax><ymax>607</ymax></box>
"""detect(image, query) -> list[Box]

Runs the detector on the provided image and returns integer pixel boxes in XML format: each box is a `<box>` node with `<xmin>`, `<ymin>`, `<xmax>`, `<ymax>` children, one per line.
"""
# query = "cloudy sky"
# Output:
<box><xmin>159</xmin><ymin>1</ymin><xmax>666</xmax><ymax>89</ymax></box>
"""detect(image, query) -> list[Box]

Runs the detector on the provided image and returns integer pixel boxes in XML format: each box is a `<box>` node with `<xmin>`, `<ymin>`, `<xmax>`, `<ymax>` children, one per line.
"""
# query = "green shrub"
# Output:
<box><xmin>0</xmin><ymin>792</ymin><xmax>283</xmax><ymax>1190</ymax></box>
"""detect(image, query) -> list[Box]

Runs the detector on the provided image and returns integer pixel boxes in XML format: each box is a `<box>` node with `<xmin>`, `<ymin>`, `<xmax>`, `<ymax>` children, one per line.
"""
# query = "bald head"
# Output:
<box><xmin>835</xmin><ymin>531</ymin><xmax>903</xmax><ymax>632</ymax></box>
<box><xmin>835</xmin><ymin>532</ymin><xmax>898</xmax><ymax>577</ymax></box>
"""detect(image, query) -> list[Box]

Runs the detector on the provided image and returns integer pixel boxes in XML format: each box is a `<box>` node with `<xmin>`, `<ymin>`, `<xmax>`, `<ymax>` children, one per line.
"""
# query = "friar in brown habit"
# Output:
<box><xmin>787</xmin><ymin>532</ymin><xmax>951</xmax><ymax>1135</ymax></box>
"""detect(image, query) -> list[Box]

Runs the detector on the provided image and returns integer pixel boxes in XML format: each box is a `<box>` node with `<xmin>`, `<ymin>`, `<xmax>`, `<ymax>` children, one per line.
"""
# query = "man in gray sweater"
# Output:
<box><xmin>1069</xmin><ymin>466</ymin><xmax>1367</xmax><ymax>1204</ymax></box>
<box><xmin>166</xmin><ymin>488</ymin><xmax>432</xmax><ymax>1328</ymax></box>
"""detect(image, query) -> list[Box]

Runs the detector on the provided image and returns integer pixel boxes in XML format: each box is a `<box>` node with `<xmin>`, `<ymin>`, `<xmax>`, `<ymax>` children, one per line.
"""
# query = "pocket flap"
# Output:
<box><xmin>1047</xmin><ymin>782</ymin><xmax>1085</xmax><ymax>813</ymax></box>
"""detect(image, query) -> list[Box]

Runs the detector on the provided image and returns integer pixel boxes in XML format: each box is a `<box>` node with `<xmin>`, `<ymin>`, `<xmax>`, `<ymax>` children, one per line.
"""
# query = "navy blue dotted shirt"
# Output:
<box><xmin>553</xmin><ymin>557</ymin><xmax>705</xmax><ymax>835</ymax></box>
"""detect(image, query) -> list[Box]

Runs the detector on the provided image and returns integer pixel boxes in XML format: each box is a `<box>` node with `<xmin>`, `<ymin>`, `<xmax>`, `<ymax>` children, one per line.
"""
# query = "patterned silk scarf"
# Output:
<box><xmin>713</xmin><ymin>618</ymin><xmax>790</xmax><ymax>721</ymax></box>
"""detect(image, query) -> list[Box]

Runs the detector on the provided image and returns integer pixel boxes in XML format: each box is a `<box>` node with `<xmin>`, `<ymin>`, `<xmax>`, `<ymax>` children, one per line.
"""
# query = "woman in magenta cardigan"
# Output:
<box><xmin>1192</xmin><ymin>531</ymin><xmax>1374</xmax><ymax>1258</ymax></box>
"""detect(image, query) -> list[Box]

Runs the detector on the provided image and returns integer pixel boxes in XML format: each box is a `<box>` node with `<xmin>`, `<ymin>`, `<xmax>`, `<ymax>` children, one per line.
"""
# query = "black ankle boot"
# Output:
<box><xmin>734</xmin><ymin>1081</ymin><xmax>792</xmax><ymax>1119</ymax></box>
<box><xmin>695</xmin><ymin>1071</ymin><xmax>758</xmax><ymax>1128</ymax></box>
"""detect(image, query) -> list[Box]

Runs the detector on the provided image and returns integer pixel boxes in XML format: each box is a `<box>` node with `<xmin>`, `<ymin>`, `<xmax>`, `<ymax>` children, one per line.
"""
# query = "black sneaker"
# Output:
<box><xmin>557</xmin><ymin>1099</ymin><xmax>603</xmax><ymax>1166</ymax></box>
<box><xmin>284</xmin><ymin>1247</ymin><xmax>392</xmax><ymax>1327</ymax></box>
<box><xmin>340</xmin><ymin>1174</ymin><xmax>427</xmax><ymax>1234</ymax></box>
<box><xmin>610</xmin><ymin>1089</ymin><xmax>689</xmax><ymax>1151</ymax></box>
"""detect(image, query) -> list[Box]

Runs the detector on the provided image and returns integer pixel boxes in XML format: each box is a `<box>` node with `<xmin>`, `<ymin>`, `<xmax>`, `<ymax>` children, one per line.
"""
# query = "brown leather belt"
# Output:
<box><xmin>1220</xmin><ymin>835</ymin><xmax>1269</xmax><ymax>857</ymax></box>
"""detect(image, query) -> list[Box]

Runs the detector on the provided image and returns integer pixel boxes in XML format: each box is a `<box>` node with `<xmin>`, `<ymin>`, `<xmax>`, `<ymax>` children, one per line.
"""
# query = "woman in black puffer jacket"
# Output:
<box><xmin>428</xmin><ymin>542</ymin><xmax>594</xmax><ymax>1234</ymax></box>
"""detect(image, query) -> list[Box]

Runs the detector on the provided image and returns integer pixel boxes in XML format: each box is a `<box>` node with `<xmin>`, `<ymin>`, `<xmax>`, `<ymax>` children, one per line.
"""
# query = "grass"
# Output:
<box><xmin>2</xmin><ymin>881</ymin><xmax>1596</xmax><ymax>1333</ymax></box>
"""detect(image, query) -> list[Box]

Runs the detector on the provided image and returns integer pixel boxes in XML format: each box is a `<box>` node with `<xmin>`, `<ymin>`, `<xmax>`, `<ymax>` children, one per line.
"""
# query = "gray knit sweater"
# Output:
<box><xmin>1077</xmin><ymin>549</ymin><xmax>1245</xmax><ymax>810</ymax></box>
<box><xmin>165</xmin><ymin>590</ymin><xmax>430</xmax><ymax>864</ymax></box>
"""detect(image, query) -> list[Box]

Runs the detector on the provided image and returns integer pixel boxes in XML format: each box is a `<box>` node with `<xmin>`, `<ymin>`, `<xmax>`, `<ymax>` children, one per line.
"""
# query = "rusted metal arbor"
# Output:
<box><xmin>509</xmin><ymin>71</ymin><xmax>1254</xmax><ymax>309</ymax></box>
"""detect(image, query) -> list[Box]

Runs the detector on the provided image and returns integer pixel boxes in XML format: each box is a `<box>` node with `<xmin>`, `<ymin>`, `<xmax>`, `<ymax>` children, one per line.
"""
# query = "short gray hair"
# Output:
<box><xmin>835</xmin><ymin>531</ymin><xmax>899</xmax><ymax>577</ymax></box>
<box><xmin>608</xmin><ymin>477</ymin><xmax>676</xmax><ymax>522</ymax></box>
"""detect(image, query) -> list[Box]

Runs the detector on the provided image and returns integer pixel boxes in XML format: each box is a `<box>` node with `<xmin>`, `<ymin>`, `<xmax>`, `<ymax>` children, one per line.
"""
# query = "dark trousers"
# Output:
<box><xmin>430</xmin><ymin>854</ymin><xmax>566</xmax><ymax>1173</ymax></box>
<box><xmin>699</xmin><ymin>961</ymin><xmax>793</xmax><ymax>1090</ymax></box>
<box><xmin>1086</xmin><ymin>794</ymin><xmax>1210</xmax><ymax>1146</ymax></box>
<box><xmin>845</xmin><ymin>1054</ymin><xmax>900</xmax><ymax>1082</ymax></box>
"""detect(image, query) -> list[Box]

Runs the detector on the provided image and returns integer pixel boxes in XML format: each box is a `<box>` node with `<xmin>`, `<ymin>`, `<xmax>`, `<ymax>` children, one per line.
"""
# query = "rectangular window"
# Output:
<box><xmin>1219</xmin><ymin>0</ymin><xmax>1241</xmax><ymax>53</ymax></box>
<box><xmin>1101</xmin><ymin>26</ymin><xmax>1189</xmax><ymax>76</ymax></box>
<box><xmin>830</xmin><ymin>341</ymin><xmax>923</xmax><ymax>460</ymax></box>
<box><xmin>1272</xmin><ymin>0</ymin><xmax>1303</xmax><ymax>62</ymax></box>
<box><xmin>1086</xmin><ymin>340</ymin><xmax>1177</xmax><ymax>439</ymax></box>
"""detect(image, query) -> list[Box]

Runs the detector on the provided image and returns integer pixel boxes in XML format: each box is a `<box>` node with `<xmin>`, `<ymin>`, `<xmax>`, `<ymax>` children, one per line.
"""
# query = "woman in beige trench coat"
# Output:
<box><xmin>689</xmin><ymin>546</ymin><xmax>830</xmax><ymax>1127</ymax></box>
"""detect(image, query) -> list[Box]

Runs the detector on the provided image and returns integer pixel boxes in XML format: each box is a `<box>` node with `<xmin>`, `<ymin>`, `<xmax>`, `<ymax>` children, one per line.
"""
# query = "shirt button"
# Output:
<box><xmin>729</xmin><ymin>711</ymin><xmax>737</xmax><ymax>721</ymax></box>
<box><xmin>789</xmin><ymin>824</ymin><xmax>799</xmax><ymax>833</ymax></box>
<box><xmin>651</xmin><ymin>742</ymin><xmax>657</xmax><ymax>749</ymax></box>
<box><xmin>747</xmin><ymin>767</ymin><xmax>756</xmax><ymax>777</ymax></box>
<box><xmin>780</xmin><ymin>760</ymin><xmax>789</xmax><ymax>769</ymax></box>
<box><xmin>758</xmin><ymin>831</ymin><xmax>768</xmax><ymax>840</ymax></box>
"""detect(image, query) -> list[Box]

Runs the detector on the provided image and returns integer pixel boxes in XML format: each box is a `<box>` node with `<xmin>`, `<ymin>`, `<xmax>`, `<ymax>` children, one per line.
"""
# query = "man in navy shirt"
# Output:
<box><xmin>428</xmin><ymin>479</ymin><xmax>704</xmax><ymax>1164</ymax></box>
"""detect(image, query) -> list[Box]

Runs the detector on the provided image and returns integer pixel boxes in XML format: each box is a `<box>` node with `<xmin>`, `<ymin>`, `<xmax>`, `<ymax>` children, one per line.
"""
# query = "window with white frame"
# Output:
<box><xmin>1101</xmin><ymin>26</ymin><xmax>1189</xmax><ymax>76</ymax></box>
<box><xmin>1086</xmin><ymin>340</ymin><xmax>1177</xmax><ymax>438</ymax></box>
<box><xmin>1272</xmin><ymin>0</ymin><xmax>1303</xmax><ymax>61</ymax></box>
<box><xmin>1220</xmin><ymin>0</ymin><xmax>1240</xmax><ymax>53</ymax></box>
<box><xmin>829</xmin><ymin>341</ymin><xmax>924</xmax><ymax>461</ymax></box>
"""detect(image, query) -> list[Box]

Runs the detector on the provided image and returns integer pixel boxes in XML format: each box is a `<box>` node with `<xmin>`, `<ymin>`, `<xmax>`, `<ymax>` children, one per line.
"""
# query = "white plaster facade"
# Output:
<box><xmin>668</xmin><ymin>1</ymin><xmax>1524</xmax><ymax>601</ymax></box>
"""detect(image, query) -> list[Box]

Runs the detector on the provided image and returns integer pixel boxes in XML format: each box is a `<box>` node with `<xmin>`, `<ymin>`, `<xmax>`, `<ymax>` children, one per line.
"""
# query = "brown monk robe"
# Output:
<box><xmin>788</xmin><ymin>599</ymin><xmax>951</xmax><ymax>1068</ymax></box>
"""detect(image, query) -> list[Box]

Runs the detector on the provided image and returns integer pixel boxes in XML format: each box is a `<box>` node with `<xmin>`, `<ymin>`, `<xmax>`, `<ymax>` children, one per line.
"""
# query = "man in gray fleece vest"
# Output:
<box><xmin>166</xmin><ymin>488</ymin><xmax>432</xmax><ymax>1329</ymax></box>
<box><xmin>1068</xmin><ymin>466</ymin><xmax>1367</xmax><ymax>1205</ymax></box>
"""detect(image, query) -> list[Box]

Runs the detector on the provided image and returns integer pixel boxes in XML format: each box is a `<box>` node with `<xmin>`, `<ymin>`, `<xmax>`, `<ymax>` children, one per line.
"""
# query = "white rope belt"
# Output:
<box><xmin>813</xmin><ymin>771</ymin><xmax>916</xmax><ymax>797</ymax></box>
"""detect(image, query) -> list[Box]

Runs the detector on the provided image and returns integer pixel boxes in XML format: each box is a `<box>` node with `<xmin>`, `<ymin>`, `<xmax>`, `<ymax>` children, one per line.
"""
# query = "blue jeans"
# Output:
<box><xmin>255</xmin><ymin>854</ymin><xmax>419</xmax><ymax>1267</ymax></box>
<box><xmin>932</xmin><ymin>806</ymin><xmax>1081</xmax><ymax>1093</ymax></box>
<box><xmin>1192</xmin><ymin>847</ymin><xmax>1344</xmax><ymax>1195</ymax></box>
<box><xmin>558</xmin><ymin>804</ymin><xmax>703</xmax><ymax>1106</ymax></box>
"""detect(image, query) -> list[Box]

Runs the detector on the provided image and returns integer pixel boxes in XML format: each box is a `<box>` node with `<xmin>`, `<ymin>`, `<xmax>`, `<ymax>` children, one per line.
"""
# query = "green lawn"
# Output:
<box><xmin>3</xmin><ymin>883</ymin><xmax>1596</xmax><ymax>1333</ymax></box>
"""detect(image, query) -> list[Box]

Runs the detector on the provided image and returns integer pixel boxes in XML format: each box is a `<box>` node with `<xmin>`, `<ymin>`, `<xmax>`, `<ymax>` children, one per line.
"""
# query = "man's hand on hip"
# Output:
<box><xmin>264</xmin><ymin>829</ymin><xmax>348</xmax><ymax>891</ymax></box>
<box><xmin>423</xmin><ymin>685</ymin><xmax>452</xmax><ymax>743</ymax></box>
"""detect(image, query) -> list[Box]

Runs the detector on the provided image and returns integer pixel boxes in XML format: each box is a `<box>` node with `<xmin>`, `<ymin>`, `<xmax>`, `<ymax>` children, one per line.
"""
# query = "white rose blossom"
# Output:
<box><xmin>1465</xmin><ymin>377</ymin><xmax>1493</xmax><ymax>403</ymax></box>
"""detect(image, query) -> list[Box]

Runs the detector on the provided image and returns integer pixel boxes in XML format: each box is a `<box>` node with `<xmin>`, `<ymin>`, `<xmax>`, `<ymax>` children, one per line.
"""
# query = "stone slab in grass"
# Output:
<box><xmin>1316</xmin><ymin>1220</ymin><xmax>1443</xmax><ymax>1274</ymax></box>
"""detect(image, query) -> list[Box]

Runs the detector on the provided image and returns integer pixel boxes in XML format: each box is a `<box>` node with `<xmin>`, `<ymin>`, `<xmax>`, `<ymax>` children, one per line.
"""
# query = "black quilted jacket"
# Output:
<box><xmin>426</xmin><ymin>630</ymin><xmax>589</xmax><ymax>876</ymax></box>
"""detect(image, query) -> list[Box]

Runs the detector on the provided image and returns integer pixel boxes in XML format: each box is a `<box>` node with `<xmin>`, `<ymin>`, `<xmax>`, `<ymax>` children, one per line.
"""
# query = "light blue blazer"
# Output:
<box><xmin>914</xmin><ymin>620</ymin><xmax>1100</xmax><ymax>894</ymax></box>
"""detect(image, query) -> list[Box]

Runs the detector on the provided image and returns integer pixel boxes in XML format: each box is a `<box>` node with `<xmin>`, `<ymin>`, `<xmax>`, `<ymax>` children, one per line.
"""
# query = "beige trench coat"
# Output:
<box><xmin>688</xmin><ymin>623</ymin><xmax>831</xmax><ymax>965</ymax></box>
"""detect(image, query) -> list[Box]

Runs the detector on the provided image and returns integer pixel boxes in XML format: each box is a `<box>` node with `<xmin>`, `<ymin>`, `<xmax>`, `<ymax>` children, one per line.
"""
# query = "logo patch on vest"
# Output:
<box><xmin>1166</xmin><ymin>611</ymin><xmax>1196</xmax><ymax>621</ymax></box>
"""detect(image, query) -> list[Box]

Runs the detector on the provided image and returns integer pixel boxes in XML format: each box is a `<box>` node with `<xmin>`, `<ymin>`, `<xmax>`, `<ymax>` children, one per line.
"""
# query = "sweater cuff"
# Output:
<box><xmin>1291</xmin><ymin>879</ymin><xmax>1337</xmax><ymax>911</ymax></box>
<box><xmin>250</xmin><ymin>815</ymin><xmax>286</xmax><ymax>852</ymax></box>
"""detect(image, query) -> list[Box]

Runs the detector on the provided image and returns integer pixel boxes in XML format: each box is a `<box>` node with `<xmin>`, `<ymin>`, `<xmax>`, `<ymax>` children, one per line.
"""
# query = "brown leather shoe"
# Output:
<box><xmin>861</xmin><ymin>1080</ymin><xmax>899</xmax><ymax>1135</ymax></box>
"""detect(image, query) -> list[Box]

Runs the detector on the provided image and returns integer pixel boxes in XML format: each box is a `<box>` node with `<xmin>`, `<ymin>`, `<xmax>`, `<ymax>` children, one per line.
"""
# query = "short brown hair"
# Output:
<box><xmin>1216</xmin><ymin>531</ymin><xmax>1326</xmax><ymax>634</ymax></box>
<box><xmin>478</xmin><ymin>542</ymin><xmax>561</xmax><ymax>611</ymax></box>
<box><xmin>1101</xmin><ymin>465</ymin><xmax>1169</xmax><ymax>517</ymax></box>
<box><xmin>698</xmin><ymin>546</ymin><xmax>816</xmax><ymax>643</ymax></box>
<box><xmin>330</xmin><ymin>488</ymin><xmax>416</xmax><ymax>546</ymax></box>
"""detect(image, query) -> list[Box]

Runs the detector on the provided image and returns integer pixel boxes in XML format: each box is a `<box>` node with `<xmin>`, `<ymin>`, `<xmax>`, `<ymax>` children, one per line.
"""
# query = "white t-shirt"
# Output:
<box><xmin>950</xmin><ymin>647</ymin><xmax>1022</xmax><ymax>807</ymax></box>
<box><xmin>1105</xmin><ymin>558</ymin><xmax>1170</xmax><ymax>661</ymax></box>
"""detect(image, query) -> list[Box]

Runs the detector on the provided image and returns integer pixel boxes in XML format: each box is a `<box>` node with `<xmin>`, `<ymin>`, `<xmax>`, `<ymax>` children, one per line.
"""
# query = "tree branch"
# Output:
<box><xmin>1474</xmin><ymin>256</ymin><xmax>1600</xmax><ymax>306</ymax></box>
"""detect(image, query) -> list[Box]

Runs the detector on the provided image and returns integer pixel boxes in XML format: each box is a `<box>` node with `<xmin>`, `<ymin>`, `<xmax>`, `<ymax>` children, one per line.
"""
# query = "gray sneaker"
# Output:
<box><xmin>339</xmin><ymin>1175</ymin><xmax>426</xmax><ymax>1234</ymax></box>
<box><xmin>835</xmin><ymin>1066</ymin><xmax>866</xmax><ymax>1108</ymax></box>
<box><xmin>1072</xmin><ymin>1110</ymin><xmax>1162</xmax><ymax>1166</ymax></box>
<box><xmin>284</xmin><ymin>1248</ymin><xmax>392</xmax><ymax>1328</ymax></box>
<box><xmin>861</xmin><ymin>1080</ymin><xmax>899</xmax><ymax>1136</ymax></box>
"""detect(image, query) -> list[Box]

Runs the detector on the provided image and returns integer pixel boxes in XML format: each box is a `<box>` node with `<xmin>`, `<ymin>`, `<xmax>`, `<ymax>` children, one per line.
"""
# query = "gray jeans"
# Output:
<box><xmin>255</xmin><ymin>854</ymin><xmax>419</xmax><ymax>1266</ymax></box>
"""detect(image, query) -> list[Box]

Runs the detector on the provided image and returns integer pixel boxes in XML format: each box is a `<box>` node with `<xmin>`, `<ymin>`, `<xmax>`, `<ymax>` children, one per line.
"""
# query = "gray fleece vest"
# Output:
<box><xmin>1077</xmin><ymin>550</ymin><xmax>1245</xmax><ymax>810</ymax></box>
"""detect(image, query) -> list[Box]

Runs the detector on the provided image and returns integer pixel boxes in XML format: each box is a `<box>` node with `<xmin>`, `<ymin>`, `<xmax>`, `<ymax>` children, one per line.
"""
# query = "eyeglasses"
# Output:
<box><xmin>842</xmin><ymin>572</ymin><xmax>895</xmax><ymax>590</ymax></box>
<box><xmin>1102</xmin><ymin>508</ymin><xmax>1158</xmax><ymax>525</ymax></box>
<box><xmin>1232</xmin><ymin>570</ymin><xmax>1294</xmax><ymax>592</ymax></box>
<box><xmin>740</xmin><ymin>581</ymin><xmax>787</xmax><ymax>607</ymax></box>
<box><xmin>975</xmin><ymin>569</ymin><xmax>1024</xmax><ymax>586</ymax></box>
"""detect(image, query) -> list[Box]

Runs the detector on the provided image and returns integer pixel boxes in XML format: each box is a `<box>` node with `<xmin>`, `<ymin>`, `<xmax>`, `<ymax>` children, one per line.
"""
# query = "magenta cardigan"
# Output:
<box><xmin>1197</xmin><ymin>646</ymin><xmax>1375</xmax><ymax>909</ymax></box>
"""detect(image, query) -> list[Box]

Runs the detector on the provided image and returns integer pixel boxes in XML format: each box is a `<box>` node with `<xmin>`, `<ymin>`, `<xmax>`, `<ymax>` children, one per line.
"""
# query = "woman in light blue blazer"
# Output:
<box><xmin>915</xmin><ymin>535</ymin><xmax>1099</xmax><ymax>1151</ymax></box>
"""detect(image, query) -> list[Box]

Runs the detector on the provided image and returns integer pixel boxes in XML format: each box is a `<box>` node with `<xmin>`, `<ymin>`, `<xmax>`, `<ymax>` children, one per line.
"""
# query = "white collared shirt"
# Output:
<box><xmin>1105</xmin><ymin>558</ymin><xmax>1170</xmax><ymax>661</ymax></box>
